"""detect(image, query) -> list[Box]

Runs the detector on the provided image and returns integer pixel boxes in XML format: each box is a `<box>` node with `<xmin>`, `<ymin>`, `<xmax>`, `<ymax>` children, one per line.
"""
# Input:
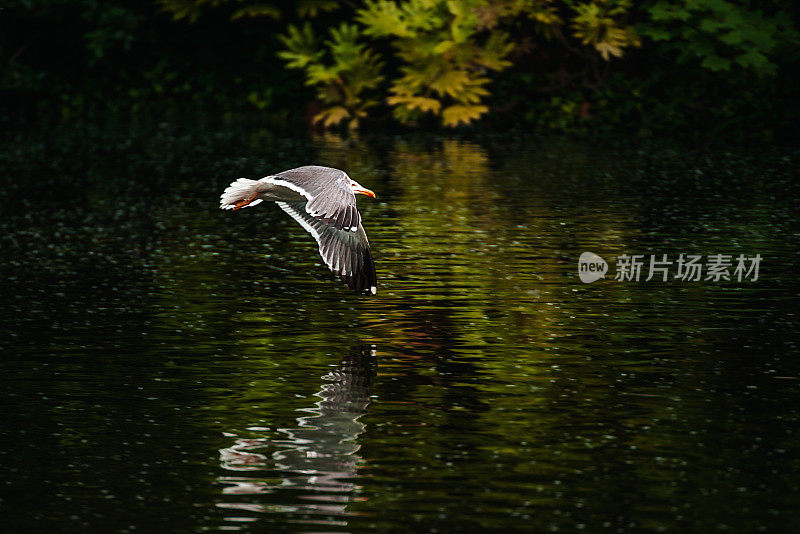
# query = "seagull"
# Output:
<box><xmin>220</xmin><ymin>165</ymin><xmax>378</xmax><ymax>295</ymax></box>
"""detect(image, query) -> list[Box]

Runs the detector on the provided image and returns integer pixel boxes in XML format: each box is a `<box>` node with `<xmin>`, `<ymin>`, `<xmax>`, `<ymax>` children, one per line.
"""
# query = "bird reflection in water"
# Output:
<box><xmin>216</xmin><ymin>345</ymin><xmax>377</xmax><ymax>530</ymax></box>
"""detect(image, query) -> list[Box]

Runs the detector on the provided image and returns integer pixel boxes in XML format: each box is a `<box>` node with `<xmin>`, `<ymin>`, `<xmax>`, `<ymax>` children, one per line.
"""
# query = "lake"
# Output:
<box><xmin>2</xmin><ymin>117</ymin><xmax>799</xmax><ymax>532</ymax></box>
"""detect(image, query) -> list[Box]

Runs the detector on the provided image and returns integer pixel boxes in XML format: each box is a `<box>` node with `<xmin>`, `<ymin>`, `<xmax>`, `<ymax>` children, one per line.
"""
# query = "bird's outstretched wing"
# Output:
<box><xmin>276</xmin><ymin>201</ymin><xmax>377</xmax><ymax>295</ymax></box>
<box><xmin>272</xmin><ymin>166</ymin><xmax>361</xmax><ymax>232</ymax></box>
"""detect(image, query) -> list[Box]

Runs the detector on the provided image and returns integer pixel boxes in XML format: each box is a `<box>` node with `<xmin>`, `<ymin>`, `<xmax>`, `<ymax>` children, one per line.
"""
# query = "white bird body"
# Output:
<box><xmin>220</xmin><ymin>166</ymin><xmax>377</xmax><ymax>295</ymax></box>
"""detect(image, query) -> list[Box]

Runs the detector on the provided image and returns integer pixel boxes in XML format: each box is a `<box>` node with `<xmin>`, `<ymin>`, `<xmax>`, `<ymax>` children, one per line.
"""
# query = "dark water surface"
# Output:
<box><xmin>2</xmin><ymin>120</ymin><xmax>799</xmax><ymax>533</ymax></box>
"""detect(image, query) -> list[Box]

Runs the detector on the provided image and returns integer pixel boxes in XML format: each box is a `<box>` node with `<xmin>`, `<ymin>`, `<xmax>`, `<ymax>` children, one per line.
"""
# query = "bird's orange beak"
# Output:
<box><xmin>353</xmin><ymin>186</ymin><xmax>376</xmax><ymax>198</ymax></box>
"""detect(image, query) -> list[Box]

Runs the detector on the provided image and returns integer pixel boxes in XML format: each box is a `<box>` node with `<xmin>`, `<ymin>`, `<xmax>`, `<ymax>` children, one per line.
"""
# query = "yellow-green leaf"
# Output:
<box><xmin>231</xmin><ymin>4</ymin><xmax>281</xmax><ymax>20</ymax></box>
<box><xmin>314</xmin><ymin>106</ymin><xmax>351</xmax><ymax>127</ymax></box>
<box><xmin>387</xmin><ymin>95</ymin><xmax>442</xmax><ymax>113</ymax></box>
<box><xmin>442</xmin><ymin>104</ymin><xmax>488</xmax><ymax>127</ymax></box>
<box><xmin>429</xmin><ymin>69</ymin><xmax>471</xmax><ymax>98</ymax></box>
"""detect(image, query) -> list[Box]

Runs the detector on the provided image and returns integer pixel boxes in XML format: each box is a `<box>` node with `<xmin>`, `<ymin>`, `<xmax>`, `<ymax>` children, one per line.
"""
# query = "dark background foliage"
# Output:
<box><xmin>2</xmin><ymin>0</ymin><xmax>799</xmax><ymax>141</ymax></box>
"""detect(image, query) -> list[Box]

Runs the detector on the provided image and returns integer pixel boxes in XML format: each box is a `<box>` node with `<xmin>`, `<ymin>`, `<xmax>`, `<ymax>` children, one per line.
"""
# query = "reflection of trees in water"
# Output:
<box><xmin>216</xmin><ymin>345</ymin><xmax>377</xmax><ymax>529</ymax></box>
<box><xmin>373</xmin><ymin>303</ymin><xmax>490</xmax><ymax>434</ymax></box>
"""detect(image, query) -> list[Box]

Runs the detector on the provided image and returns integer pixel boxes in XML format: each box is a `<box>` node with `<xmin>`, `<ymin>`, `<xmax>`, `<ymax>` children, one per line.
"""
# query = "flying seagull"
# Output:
<box><xmin>220</xmin><ymin>165</ymin><xmax>378</xmax><ymax>295</ymax></box>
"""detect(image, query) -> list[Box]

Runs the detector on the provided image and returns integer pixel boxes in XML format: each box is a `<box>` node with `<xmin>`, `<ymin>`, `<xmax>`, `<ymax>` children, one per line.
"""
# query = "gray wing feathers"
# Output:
<box><xmin>275</xmin><ymin>166</ymin><xmax>361</xmax><ymax>231</ymax></box>
<box><xmin>276</xmin><ymin>201</ymin><xmax>377</xmax><ymax>295</ymax></box>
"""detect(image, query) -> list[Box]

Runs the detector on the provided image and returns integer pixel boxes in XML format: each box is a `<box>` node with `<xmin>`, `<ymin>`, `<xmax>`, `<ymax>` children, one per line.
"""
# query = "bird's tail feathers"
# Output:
<box><xmin>220</xmin><ymin>178</ymin><xmax>264</xmax><ymax>210</ymax></box>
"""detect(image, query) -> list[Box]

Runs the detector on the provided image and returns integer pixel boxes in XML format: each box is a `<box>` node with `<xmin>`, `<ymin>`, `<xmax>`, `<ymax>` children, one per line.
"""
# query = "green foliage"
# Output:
<box><xmin>279</xmin><ymin>0</ymin><xmax>646</xmax><ymax>128</ymax></box>
<box><xmin>82</xmin><ymin>4</ymin><xmax>142</xmax><ymax>62</ymax></box>
<box><xmin>296</xmin><ymin>0</ymin><xmax>341</xmax><ymax>18</ymax></box>
<box><xmin>3</xmin><ymin>0</ymin><xmax>799</xmax><ymax>138</ymax></box>
<box><xmin>640</xmin><ymin>0</ymin><xmax>799</xmax><ymax>75</ymax></box>
<box><xmin>156</xmin><ymin>0</ymin><xmax>213</xmax><ymax>23</ymax></box>
<box><xmin>570</xmin><ymin>0</ymin><xmax>640</xmax><ymax>60</ymax></box>
<box><xmin>278</xmin><ymin>23</ymin><xmax>385</xmax><ymax>129</ymax></box>
<box><xmin>357</xmin><ymin>0</ymin><xmax>513</xmax><ymax>127</ymax></box>
<box><xmin>230</xmin><ymin>4</ymin><xmax>282</xmax><ymax>21</ymax></box>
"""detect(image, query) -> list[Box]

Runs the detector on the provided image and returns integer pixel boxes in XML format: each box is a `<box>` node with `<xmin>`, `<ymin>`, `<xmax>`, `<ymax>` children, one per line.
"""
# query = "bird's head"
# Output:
<box><xmin>349</xmin><ymin>178</ymin><xmax>376</xmax><ymax>198</ymax></box>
